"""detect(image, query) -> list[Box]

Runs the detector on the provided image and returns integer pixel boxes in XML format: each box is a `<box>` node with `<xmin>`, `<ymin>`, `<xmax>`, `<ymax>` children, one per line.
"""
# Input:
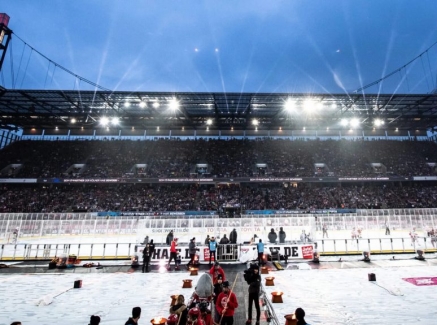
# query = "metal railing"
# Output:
<box><xmin>1</xmin><ymin>237</ymin><xmax>435</xmax><ymax>261</ymax></box>
<box><xmin>0</xmin><ymin>242</ymin><xmax>135</xmax><ymax>261</ymax></box>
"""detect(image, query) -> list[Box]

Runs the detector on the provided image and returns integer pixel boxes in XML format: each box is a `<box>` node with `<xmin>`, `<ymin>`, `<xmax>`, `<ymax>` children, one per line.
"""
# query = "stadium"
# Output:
<box><xmin>1</xmin><ymin>3</ymin><xmax>437</xmax><ymax>325</ymax></box>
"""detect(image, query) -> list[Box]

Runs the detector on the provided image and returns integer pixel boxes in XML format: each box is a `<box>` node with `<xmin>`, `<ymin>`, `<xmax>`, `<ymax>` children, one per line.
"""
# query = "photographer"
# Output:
<box><xmin>243</xmin><ymin>263</ymin><xmax>261</xmax><ymax>325</ymax></box>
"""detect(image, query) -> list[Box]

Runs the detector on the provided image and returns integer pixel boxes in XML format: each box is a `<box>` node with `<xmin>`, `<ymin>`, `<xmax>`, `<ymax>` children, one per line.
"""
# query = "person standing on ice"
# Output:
<box><xmin>186</xmin><ymin>237</ymin><xmax>197</xmax><ymax>269</ymax></box>
<box><xmin>168</xmin><ymin>237</ymin><xmax>179</xmax><ymax>270</ymax></box>
<box><xmin>351</xmin><ymin>228</ymin><xmax>358</xmax><ymax>240</ymax></box>
<box><xmin>279</xmin><ymin>227</ymin><xmax>286</xmax><ymax>243</ymax></box>
<box><xmin>216</xmin><ymin>281</ymin><xmax>239</xmax><ymax>325</ymax></box>
<box><xmin>209</xmin><ymin>261</ymin><xmax>226</xmax><ymax>285</ymax></box>
<box><xmin>409</xmin><ymin>227</ymin><xmax>418</xmax><ymax>246</ymax></box>
<box><xmin>213</xmin><ymin>274</ymin><xmax>224</xmax><ymax>324</ymax></box>
<box><xmin>11</xmin><ymin>228</ymin><xmax>19</xmax><ymax>244</ymax></box>
<box><xmin>142</xmin><ymin>239</ymin><xmax>155</xmax><ymax>273</ymax></box>
<box><xmin>125</xmin><ymin>306</ymin><xmax>141</xmax><ymax>325</ymax></box>
<box><xmin>166</xmin><ymin>230</ymin><xmax>174</xmax><ymax>245</ymax></box>
<box><xmin>208</xmin><ymin>236</ymin><xmax>218</xmax><ymax>265</ymax></box>
<box><xmin>229</xmin><ymin>229</ymin><xmax>238</xmax><ymax>244</ymax></box>
<box><xmin>322</xmin><ymin>224</ymin><xmax>329</xmax><ymax>238</ymax></box>
<box><xmin>244</xmin><ymin>263</ymin><xmax>261</xmax><ymax>325</ymax></box>
<box><xmin>169</xmin><ymin>295</ymin><xmax>188</xmax><ymax>325</ymax></box>
<box><xmin>268</xmin><ymin>228</ymin><xmax>277</xmax><ymax>243</ymax></box>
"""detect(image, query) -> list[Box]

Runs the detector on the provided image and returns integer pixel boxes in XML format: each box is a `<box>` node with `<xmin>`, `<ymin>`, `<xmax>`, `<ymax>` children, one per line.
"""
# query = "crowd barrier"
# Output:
<box><xmin>1</xmin><ymin>237</ymin><xmax>435</xmax><ymax>261</ymax></box>
<box><xmin>1</xmin><ymin>208</ymin><xmax>436</xmax><ymax>261</ymax></box>
<box><xmin>2</xmin><ymin>208</ymin><xmax>437</xmax><ymax>244</ymax></box>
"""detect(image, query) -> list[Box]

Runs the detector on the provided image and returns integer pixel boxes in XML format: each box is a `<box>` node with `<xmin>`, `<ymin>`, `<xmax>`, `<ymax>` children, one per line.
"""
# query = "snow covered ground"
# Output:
<box><xmin>1</xmin><ymin>257</ymin><xmax>437</xmax><ymax>325</ymax></box>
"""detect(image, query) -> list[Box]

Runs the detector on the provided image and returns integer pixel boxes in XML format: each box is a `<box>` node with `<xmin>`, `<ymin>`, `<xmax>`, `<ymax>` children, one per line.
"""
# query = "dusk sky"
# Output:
<box><xmin>2</xmin><ymin>0</ymin><xmax>437</xmax><ymax>94</ymax></box>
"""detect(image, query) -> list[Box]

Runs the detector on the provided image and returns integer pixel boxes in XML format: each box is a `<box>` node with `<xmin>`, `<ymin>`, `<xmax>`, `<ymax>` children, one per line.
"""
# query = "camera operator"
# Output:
<box><xmin>243</xmin><ymin>263</ymin><xmax>261</xmax><ymax>325</ymax></box>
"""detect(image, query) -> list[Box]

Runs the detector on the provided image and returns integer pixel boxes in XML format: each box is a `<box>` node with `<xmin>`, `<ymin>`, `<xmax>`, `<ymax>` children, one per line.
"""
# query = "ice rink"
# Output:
<box><xmin>1</xmin><ymin>256</ymin><xmax>437</xmax><ymax>325</ymax></box>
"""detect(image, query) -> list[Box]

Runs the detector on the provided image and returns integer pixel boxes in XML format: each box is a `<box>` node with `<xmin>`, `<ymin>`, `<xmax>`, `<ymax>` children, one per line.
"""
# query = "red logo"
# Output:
<box><xmin>301</xmin><ymin>245</ymin><xmax>313</xmax><ymax>259</ymax></box>
<box><xmin>403</xmin><ymin>277</ymin><xmax>437</xmax><ymax>286</ymax></box>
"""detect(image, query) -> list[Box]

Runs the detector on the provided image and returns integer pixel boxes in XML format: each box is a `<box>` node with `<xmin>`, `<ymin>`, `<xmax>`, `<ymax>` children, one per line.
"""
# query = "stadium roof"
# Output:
<box><xmin>1</xmin><ymin>88</ymin><xmax>437</xmax><ymax>132</ymax></box>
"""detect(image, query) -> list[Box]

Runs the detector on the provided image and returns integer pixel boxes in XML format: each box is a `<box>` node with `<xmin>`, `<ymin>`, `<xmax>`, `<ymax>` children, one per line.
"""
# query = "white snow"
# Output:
<box><xmin>1</xmin><ymin>258</ymin><xmax>437</xmax><ymax>324</ymax></box>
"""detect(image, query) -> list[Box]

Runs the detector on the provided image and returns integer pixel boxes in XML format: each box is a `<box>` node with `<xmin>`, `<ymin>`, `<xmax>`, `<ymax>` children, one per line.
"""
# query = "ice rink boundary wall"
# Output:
<box><xmin>1</xmin><ymin>208</ymin><xmax>437</xmax><ymax>260</ymax></box>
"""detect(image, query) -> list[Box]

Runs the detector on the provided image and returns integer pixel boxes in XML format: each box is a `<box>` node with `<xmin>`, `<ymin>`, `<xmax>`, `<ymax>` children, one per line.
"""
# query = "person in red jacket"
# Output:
<box><xmin>187</xmin><ymin>307</ymin><xmax>205</xmax><ymax>325</ymax></box>
<box><xmin>168</xmin><ymin>238</ymin><xmax>179</xmax><ymax>269</ymax></box>
<box><xmin>215</xmin><ymin>281</ymin><xmax>238</xmax><ymax>325</ymax></box>
<box><xmin>209</xmin><ymin>261</ymin><xmax>226</xmax><ymax>285</ymax></box>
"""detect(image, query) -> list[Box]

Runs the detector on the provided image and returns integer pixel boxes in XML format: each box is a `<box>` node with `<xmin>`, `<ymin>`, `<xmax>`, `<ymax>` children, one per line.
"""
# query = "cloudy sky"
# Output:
<box><xmin>2</xmin><ymin>0</ymin><xmax>437</xmax><ymax>94</ymax></box>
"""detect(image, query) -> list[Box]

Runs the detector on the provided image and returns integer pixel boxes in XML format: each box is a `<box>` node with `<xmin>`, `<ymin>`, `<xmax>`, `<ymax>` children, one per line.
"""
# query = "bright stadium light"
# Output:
<box><xmin>252</xmin><ymin>119</ymin><xmax>259</xmax><ymax>126</ymax></box>
<box><xmin>153</xmin><ymin>102</ymin><xmax>160</xmax><ymax>109</ymax></box>
<box><xmin>284</xmin><ymin>98</ymin><xmax>295</xmax><ymax>112</ymax></box>
<box><xmin>111</xmin><ymin>117</ymin><xmax>119</xmax><ymax>126</ymax></box>
<box><xmin>169</xmin><ymin>98</ymin><xmax>180</xmax><ymax>110</ymax></box>
<box><xmin>71</xmin><ymin>118</ymin><xmax>76</xmax><ymax>124</ymax></box>
<box><xmin>100</xmin><ymin>117</ymin><xmax>109</xmax><ymax>126</ymax></box>
<box><xmin>350</xmin><ymin>118</ymin><xmax>360</xmax><ymax>128</ymax></box>
<box><xmin>206</xmin><ymin>119</ymin><xmax>213</xmax><ymax>126</ymax></box>
<box><xmin>139</xmin><ymin>101</ymin><xmax>146</xmax><ymax>108</ymax></box>
<box><xmin>124</xmin><ymin>101</ymin><xmax>131</xmax><ymax>108</ymax></box>
<box><xmin>340</xmin><ymin>118</ymin><xmax>348</xmax><ymax>126</ymax></box>
<box><xmin>374</xmin><ymin>119</ymin><xmax>384</xmax><ymax>126</ymax></box>
<box><xmin>303</xmin><ymin>99</ymin><xmax>316</xmax><ymax>111</ymax></box>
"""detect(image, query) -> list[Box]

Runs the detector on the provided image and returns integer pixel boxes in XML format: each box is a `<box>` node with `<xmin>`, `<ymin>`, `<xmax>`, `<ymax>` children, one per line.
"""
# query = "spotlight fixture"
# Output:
<box><xmin>350</xmin><ymin>118</ymin><xmax>360</xmax><ymax>128</ymax></box>
<box><xmin>111</xmin><ymin>117</ymin><xmax>119</xmax><ymax>126</ymax></box>
<box><xmin>374</xmin><ymin>119</ymin><xmax>384</xmax><ymax>126</ymax></box>
<box><xmin>284</xmin><ymin>98</ymin><xmax>295</xmax><ymax>112</ymax></box>
<box><xmin>169</xmin><ymin>99</ymin><xmax>179</xmax><ymax>110</ymax></box>
<box><xmin>100</xmin><ymin>117</ymin><xmax>109</xmax><ymax>126</ymax></box>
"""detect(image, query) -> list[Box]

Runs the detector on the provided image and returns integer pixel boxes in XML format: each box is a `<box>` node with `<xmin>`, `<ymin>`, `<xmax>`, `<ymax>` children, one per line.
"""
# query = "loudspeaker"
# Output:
<box><xmin>74</xmin><ymin>280</ymin><xmax>82</xmax><ymax>288</ymax></box>
<box><xmin>368</xmin><ymin>273</ymin><xmax>376</xmax><ymax>282</ymax></box>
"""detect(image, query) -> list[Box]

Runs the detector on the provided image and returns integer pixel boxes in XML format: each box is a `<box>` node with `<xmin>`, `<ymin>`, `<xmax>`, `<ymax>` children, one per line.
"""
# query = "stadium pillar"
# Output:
<box><xmin>0</xmin><ymin>13</ymin><xmax>12</xmax><ymax>74</ymax></box>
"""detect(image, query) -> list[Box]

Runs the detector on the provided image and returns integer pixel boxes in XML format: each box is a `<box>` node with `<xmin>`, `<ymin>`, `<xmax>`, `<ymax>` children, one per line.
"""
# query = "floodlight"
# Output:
<box><xmin>284</xmin><ymin>98</ymin><xmax>295</xmax><ymax>112</ymax></box>
<box><xmin>139</xmin><ymin>101</ymin><xmax>146</xmax><ymax>108</ymax></box>
<box><xmin>153</xmin><ymin>102</ymin><xmax>160</xmax><ymax>108</ymax></box>
<box><xmin>71</xmin><ymin>118</ymin><xmax>76</xmax><ymax>124</ymax></box>
<box><xmin>111</xmin><ymin>117</ymin><xmax>119</xmax><ymax>126</ymax></box>
<box><xmin>124</xmin><ymin>101</ymin><xmax>131</xmax><ymax>108</ymax></box>
<box><xmin>303</xmin><ymin>99</ymin><xmax>315</xmax><ymax>111</ymax></box>
<box><xmin>340</xmin><ymin>118</ymin><xmax>348</xmax><ymax>126</ymax></box>
<box><xmin>252</xmin><ymin>119</ymin><xmax>259</xmax><ymax>126</ymax></box>
<box><xmin>350</xmin><ymin>118</ymin><xmax>360</xmax><ymax>128</ymax></box>
<box><xmin>206</xmin><ymin>119</ymin><xmax>213</xmax><ymax>126</ymax></box>
<box><xmin>169</xmin><ymin>99</ymin><xmax>179</xmax><ymax>110</ymax></box>
<box><xmin>374</xmin><ymin>119</ymin><xmax>384</xmax><ymax>126</ymax></box>
<box><xmin>100</xmin><ymin>117</ymin><xmax>109</xmax><ymax>126</ymax></box>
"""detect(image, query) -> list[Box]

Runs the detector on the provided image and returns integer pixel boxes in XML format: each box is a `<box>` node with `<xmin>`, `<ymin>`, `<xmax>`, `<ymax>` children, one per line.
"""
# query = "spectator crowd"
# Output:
<box><xmin>0</xmin><ymin>138</ymin><xmax>437</xmax><ymax>213</ymax></box>
<box><xmin>1</xmin><ymin>138</ymin><xmax>436</xmax><ymax>179</ymax></box>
